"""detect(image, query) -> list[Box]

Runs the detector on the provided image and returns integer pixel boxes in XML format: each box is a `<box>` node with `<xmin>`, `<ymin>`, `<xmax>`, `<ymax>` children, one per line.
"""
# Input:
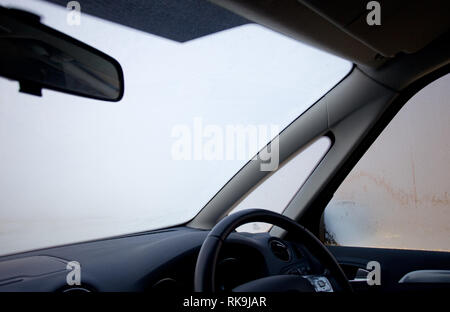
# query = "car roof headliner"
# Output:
<box><xmin>43</xmin><ymin>0</ymin><xmax>449</xmax><ymax>68</ymax></box>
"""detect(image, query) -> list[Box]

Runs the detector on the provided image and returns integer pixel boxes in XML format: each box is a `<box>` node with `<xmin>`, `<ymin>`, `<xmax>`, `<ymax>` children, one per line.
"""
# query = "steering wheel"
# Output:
<box><xmin>194</xmin><ymin>209</ymin><xmax>352</xmax><ymax>292</ymax></box>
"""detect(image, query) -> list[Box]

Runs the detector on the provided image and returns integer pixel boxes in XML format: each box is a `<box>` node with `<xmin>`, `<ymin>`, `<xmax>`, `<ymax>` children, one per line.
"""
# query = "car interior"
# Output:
<box><xmin>0</xmin><ymin>0</ymin><xmax>449</xmax><ymax>293</ymax></box>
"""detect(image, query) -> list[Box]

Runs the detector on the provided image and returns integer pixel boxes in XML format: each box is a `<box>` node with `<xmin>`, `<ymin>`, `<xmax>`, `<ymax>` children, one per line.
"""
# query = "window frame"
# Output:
<box><xmin>314</xmin><ymin>65</ymin><xmax>450</xmax><ymax>242</ymax></box>
<box><xmin>229</xmin><ymin>135</ymin><xmax>333</xmax><ymax>233</ymax></box>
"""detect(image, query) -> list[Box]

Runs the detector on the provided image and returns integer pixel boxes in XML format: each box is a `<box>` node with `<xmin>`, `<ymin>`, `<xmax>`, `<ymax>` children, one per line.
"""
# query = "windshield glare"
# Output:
<box><xmin>0</xmin><ymin>0</ymin><xmax>352</xmax><ymax>256</ymax></box>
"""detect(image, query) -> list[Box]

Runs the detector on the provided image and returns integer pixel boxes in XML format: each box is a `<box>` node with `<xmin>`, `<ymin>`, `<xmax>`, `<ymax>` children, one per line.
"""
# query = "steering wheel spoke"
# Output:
<box><xmin>232</xmin><ymin>275</ymin><xmax>315</xmax><ymax>292</ymax></box>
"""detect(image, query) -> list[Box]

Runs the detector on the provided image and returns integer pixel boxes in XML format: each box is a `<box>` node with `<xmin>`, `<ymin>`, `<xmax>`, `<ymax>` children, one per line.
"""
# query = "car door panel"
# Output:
<box><xmin>328</xmin><ymin>246</ymin><xmax>450</xmax><ymax>292</ymax></box>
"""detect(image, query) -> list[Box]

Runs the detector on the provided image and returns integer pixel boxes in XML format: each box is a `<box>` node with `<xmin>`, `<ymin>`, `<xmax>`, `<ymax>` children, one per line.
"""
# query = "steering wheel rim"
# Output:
<box><xmin>194</xmin><ymin>208</ymin><xmax>352</xmax><ymax>292</ymax></box>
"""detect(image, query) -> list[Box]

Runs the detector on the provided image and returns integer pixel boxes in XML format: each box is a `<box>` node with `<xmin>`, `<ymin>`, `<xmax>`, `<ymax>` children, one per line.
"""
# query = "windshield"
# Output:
<box><xmin>0</xmin><ymin>0</ymin><xmax>352</xmax><ymax>255</ymax></box>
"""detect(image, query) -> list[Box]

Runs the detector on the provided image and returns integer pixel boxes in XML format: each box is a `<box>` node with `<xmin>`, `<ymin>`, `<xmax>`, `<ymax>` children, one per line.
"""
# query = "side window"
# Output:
<box><xmin>323</xmin><ymin>73</ymin><xmax>450</xmax><ymax>251</ymax></box>
<box><xmin>230</xmin><ymin>137</ymin><xmax>332</xmax><ymax>233</ymax></box>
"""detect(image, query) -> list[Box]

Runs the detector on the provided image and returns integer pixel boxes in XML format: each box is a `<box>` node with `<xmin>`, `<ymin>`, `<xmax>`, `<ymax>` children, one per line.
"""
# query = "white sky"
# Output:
<box><xmin>0</xmin><ymin>0</ymin><xmax>351</xmax><ymax>255</ymax></box>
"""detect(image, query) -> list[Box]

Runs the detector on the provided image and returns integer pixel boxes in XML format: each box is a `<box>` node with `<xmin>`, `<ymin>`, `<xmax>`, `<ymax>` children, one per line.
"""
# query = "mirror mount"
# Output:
<box><xmin>4</xmin><ymin>9</ymin><xmax>44</xmax><ymax>97</ymax></box>
<box><xmin>19</xmin><ymin>80</ymin><xmax>42</xmax><ymax>97</ymax></box>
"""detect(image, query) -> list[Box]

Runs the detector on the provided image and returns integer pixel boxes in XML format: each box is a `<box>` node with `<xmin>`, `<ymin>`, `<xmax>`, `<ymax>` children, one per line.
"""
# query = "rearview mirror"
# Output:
<box><xmin>0</xmin><ymin>7</ymin><xmax>124</xmax><ymax>101</ymax></box>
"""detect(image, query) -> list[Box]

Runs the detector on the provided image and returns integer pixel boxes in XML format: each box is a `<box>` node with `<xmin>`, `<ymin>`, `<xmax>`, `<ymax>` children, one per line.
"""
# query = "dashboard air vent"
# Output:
<box><xmin>269</xmin><ymin>239</ymin><xmax>290</xmax><ymax>261</ymax></box>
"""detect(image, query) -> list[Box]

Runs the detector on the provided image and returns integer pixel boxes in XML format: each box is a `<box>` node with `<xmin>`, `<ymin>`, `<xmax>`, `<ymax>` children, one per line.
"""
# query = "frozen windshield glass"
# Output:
<box><xmin>0</xmin><ymin>0</ymin><xmax>352</xmax><ymax>255</ymax></box>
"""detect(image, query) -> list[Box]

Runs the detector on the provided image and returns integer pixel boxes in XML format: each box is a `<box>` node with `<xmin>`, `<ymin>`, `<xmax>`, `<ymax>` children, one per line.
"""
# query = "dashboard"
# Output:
<box><xmin>0</xmin><ymin>227</ymin><xmax>323</xmax><ymax>292</ymax></box>
<box><xmin>1</xmin><ymin>226</ymin><xmax>450</xmax><ymax>293</ymax></box>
